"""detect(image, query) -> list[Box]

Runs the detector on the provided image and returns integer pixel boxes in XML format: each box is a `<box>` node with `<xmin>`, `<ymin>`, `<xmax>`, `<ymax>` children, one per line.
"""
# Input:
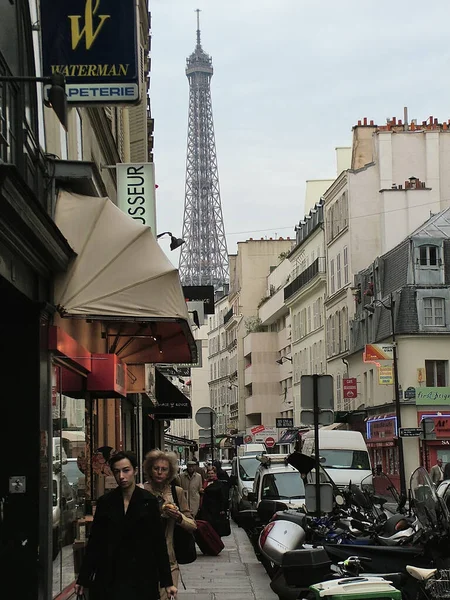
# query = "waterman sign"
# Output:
<box><xmin>117</xmin><ymin>163</ymin><xmax>156</xmax><ymax>232</ymax></box>
<box><xmin>415</xmin><ymin>387</ymin><xmax>450</xmax><ymax>405</ymax></box>
<box><xmin>40</xmin><ymin>0</ymin><xmax>139</xmax><ymax>104</ymax></box>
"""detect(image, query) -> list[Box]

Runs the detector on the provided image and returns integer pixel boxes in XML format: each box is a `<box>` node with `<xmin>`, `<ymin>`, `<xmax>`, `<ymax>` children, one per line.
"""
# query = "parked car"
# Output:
<box><xmin>248</xmin><ymin>454</ymin><xmax>306</xmax><ymax>523</ymax></box>
<box><xmin>52</xmin><ymin>471</ymin><xmax>76</xmax><ymax>560</ymax></box>
<box><xmin>62</xmin><ymin>457</ymin><xmax>85</xmax><ymax>509</ymax></box>
<box><xmin>230</xmin><ymin>454</ymin><xmax>261</xmax><ymax>522</ymax></box>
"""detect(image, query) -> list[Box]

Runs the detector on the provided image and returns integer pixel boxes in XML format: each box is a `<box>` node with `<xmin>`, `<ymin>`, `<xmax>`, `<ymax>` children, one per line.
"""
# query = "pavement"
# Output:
<box><xmin>177</xmin><ymin>521</ymin><xmax>278</xmax><ymax>600</ymax></box>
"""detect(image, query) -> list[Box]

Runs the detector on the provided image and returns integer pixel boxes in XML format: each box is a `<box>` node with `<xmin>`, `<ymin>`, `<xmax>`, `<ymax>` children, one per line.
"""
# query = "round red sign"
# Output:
<box><xmin>265</xmin><ymin>437</ymin><xmax>276</xmax><ymax>448</ymax></box>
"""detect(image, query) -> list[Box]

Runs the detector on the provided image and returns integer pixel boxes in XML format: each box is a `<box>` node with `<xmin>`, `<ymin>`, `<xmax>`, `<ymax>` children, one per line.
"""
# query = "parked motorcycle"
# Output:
<box><xmin>258</xmin><ymin>457</ymin><xmax>450</xmax><ymax>600</ymax></box>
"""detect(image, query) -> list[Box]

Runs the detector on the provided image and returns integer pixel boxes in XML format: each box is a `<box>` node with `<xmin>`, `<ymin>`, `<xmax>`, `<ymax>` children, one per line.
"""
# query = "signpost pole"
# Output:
<box><xmin>422</xmin><ymin>418</ymin><xmax>428</xmax><ymax>471</ymax></box>
<box><xmin>313</xmin><ymin>374</ymin><xmax>321</xmax><ymax>515</ymax></box>
<box><xmin>210</xmin><ymin>410</ymin><xmax>214</xmax><ymax>463</ymax></box>
<box><xmin>390</xmin><ymin>293</ymin><xmax>406</xmax><ymax>497</ymax></box>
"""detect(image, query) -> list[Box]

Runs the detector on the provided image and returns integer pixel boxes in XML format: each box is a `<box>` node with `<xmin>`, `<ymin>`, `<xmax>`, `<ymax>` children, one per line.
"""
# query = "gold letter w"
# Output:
<box><xmin>68</xmin><ymin>0</ymin><xmax>110</xmax><ymax>51</ymax></box>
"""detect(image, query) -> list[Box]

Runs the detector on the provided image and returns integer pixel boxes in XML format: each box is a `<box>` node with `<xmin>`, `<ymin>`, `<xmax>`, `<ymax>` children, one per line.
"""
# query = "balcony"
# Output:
<box><xmin>284</xmin><ymin>257</ymin><xmax>326</xmax><ymax>302</ymax></box>
<box><xmin>0</xmin><ymin>61</ymin><xmax>47</xmax><ymax>206</ymax></box>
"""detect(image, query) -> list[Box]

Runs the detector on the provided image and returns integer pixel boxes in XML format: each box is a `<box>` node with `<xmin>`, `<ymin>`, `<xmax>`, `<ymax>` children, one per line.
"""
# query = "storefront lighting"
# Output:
<box><xmin>366</xmin><ymin>415</ymin><xmax>398</xmax><ymax>439</ymax></box>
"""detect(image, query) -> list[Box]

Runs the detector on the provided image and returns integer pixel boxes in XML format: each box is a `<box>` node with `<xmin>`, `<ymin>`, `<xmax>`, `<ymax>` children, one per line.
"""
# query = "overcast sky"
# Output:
<box><xmin>150</xmin><ymin>0</ymin><xmax>450</xmax><ymax>262</ymax></box>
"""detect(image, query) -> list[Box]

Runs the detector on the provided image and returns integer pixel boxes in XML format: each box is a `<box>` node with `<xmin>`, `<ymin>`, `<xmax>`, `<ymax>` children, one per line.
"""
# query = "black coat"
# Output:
<box><xmin>197</xmin><ymin>479</ymin><xmax>228</xmax><ymax>535</ymax></box>
<box><xmin>77</xmin><ymin>486</ymin><xmax>173</xmax><ymax>600</ymax></box>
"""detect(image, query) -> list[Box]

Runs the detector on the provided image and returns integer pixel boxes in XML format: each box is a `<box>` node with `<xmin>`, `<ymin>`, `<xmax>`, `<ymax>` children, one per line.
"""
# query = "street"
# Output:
<box><xmin>178</xmin><ymin>521</ymin><xmax>277</xmax><ymax>600</ymax></box>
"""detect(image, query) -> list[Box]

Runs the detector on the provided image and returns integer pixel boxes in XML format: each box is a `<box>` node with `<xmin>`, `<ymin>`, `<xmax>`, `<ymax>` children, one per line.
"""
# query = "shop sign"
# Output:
<box><xmin>182</xmin><ymin>286</ymin><xmax>215</xmax><ymax>315</ymax></box>
<box><xmin>366</xmin><ymin>416</ymin><xmax>397</xmax><ymax>440</ymax></box>
<box><xmin>251</xmin><ymin>425</ymin><xmax>265</xmax><ymax>435</ymax></box>
<box><xmin>378</xmin><ymin>366</ymin><xmax>393</xmax><ymax>385</ymax></box>
<box><xmin>276</xmin><ymin>418</ymin><xmax>294</xmax><ymax>428</ymax></box>
<box><xmin>416</xmin><ymin>387</ymin><xmax>450</xmax><ymax>405</ymax></box>
<box><xmin>117</xmin><ymin>164</ymin><xmax>156</xmax><ymax>231</ymax></box>
<box><xmin>343</xmin><ymin>378</ymin><xmax>357</xmax><ymax>399</ymax></box>
<box><xmin>87</xmin><ymin>354</ymin><xmax>127</xmax><ymax>398</ymax></box>
<box><xmin>364</xmin><ymin>344</ymin><xmax>393</xmax><ymax>363</ymax></box>
<box><xmin>418</xmin><ymin>412</ymin><xmax>450</xmax><ymax>438</ymax></box>
<box><xmin>41</xmin><ymin>0</ymin><xmax>139</xmax><ymax>104</ymax></box>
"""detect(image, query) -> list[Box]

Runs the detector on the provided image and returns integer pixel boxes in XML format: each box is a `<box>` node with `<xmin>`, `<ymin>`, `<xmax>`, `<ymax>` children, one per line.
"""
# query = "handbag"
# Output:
<box><xmin>216</xmin><ymin>511</ymin><xmax>231</xmax><ymax>537</ymax></box>
<box><xmin>171</xmin><ymin>482</ymin><xmax>197</xmax><ymax>564</ymax></box>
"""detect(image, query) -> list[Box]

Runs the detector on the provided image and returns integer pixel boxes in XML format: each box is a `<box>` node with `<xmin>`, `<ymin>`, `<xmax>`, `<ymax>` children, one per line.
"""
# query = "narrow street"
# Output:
<box><xmin>178</xmin><ymin>522</ymin><xmax>277</xmax><ymax>600</ymax></box>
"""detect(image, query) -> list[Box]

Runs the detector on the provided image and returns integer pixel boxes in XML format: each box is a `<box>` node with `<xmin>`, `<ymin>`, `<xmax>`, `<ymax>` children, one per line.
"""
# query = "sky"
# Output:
<box><xmin>150</xmin><ymin>0</ymin><xmax>450</xmax><ymax>262</ymax></box>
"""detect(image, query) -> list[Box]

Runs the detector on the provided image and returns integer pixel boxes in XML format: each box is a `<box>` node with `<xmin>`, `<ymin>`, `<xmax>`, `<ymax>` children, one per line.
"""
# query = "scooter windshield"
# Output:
<box><xmin>410</xmin><ymin>466</ymin><xmax>450</xmax><ymax>533</ymax></box>
<box><xmin>361</xmin><ymin>472</ymin><xmax>400</xmax><ymax>505</ymax></box>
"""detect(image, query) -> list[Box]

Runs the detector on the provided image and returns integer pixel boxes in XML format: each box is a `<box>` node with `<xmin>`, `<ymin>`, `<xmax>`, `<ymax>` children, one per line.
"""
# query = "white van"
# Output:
<box><xmin>237</xmin><ymin>443</ymin><xmax>266</xmax><ymax>457</ymax></box>
<box><xmin>302</xmin><ymin>429</ymin><xmax>371</xmax><ymax>489</ymax></box>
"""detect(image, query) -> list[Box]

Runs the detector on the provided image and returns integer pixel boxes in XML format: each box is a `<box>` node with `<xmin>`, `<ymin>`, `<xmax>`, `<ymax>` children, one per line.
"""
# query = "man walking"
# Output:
<box><xmin>75</xmin><ymin>450</ymin><xmax>177</xmax><ymax>600</ymax></box>
<box><xmin>180</xmin><ymin>460</ymin><xmax>203</xmax><ymax>517</ymax></box>
<box><xmin>430</xmin><ymin>457</ymin><xmax>444</xmax><ymax>486</ymax></box>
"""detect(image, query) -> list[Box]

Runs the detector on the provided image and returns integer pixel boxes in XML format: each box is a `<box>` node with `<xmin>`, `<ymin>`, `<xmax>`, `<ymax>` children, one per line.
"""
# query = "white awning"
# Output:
<box><xmin>54</xmin><ymin>190</ymin><xmax>196</xmax><ymax>364</ymax></box>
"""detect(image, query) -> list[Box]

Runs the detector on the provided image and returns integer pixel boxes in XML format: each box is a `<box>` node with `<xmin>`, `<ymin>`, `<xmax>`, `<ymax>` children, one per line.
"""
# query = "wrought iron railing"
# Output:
<box><xmin>284</xmin><ymin>257</ymin><xmax>326</xmax><ymax>301</ymax></box>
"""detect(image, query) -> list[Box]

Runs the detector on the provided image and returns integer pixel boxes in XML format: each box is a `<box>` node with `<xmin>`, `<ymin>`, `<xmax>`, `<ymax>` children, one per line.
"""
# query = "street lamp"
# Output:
<box><xmin>364</xmin><ymin>292</ymin><xmax>407</xmax><ymax>497</ymax></box>
<box><xmin>276</xmin><ymin>356</ymin><xmax>293</xmax><ymax>365</ymax></box>
<box><xmin>156</xmin><ymin>231</ymin><xmax>185</xmax><ymax>251</ymax></box>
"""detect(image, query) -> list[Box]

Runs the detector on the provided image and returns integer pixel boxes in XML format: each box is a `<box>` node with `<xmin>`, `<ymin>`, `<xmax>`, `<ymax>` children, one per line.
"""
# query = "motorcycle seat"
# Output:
<box><xmin>406</xmin><ymin>566</ymin><xmax>437</xmax><ymax>581</ymax></box>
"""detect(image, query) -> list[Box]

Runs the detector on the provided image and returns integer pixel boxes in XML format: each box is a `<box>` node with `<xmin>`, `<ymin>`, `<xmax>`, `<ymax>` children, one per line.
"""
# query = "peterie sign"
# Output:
<box><xmin>40</xmin><ymin>0</ymin><xmax>139</xmax><ymax>104</ymax></box>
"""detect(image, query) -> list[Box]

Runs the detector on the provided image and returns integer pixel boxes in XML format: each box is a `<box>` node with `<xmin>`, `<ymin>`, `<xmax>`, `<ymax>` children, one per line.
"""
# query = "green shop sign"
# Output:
<box><xmin>415</xmin><ymin>387</ymin><xmax>450</xmax><ymax>405</ymax></box>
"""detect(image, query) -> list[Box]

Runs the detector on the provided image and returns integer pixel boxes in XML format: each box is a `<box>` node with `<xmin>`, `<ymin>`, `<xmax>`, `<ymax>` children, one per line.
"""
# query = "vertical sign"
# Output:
<box><xmin>343</xmin><ymin>377</ymin><xmax>357</xmax><ymax>399</ymax></box>
<box><xmin>40</xmin><ymin>0</ymin><xmax>139</xmax><ymax>104</ymax></box>
<box><xmin>116</xmin><ymin>163</ymin><xmax>157</xmax><ymax>232</ymax></box>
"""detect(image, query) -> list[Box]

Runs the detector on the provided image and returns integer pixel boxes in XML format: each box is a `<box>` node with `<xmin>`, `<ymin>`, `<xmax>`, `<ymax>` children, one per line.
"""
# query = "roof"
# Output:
<box><xmin>409</xmin><ymin>206</ymin><xmax>450</xmax><ymax>239</ymax></box>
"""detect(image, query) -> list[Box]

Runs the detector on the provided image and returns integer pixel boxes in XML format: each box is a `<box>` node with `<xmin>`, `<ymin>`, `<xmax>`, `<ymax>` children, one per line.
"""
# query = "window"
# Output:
<box><xmin>424</xmin><ymin>297</ymin><xmax>445</xmax><ymax>326</ymax></box>
<box><xmin>343</xmin><ymin>247</ymin><xmax>349</xmax><ymax>284</ymax></box>
<box><xmin>307</xmin><ymin>306</ymin><xmax>311</xmax><ymax>334</ymax></box>
<box><xmin>336</xmin><ymin>254</ymin><xmax>342</xmax><ymax>290</ymax></box>
<box><xmin>336</xmin><ymin>373</ymin><xmax>341</xmax><ymax>405</ymax></box>
<box><xmin>420</xmin><ymin>245</ymin><xmax>439</xmax><ymax>266</ymax></box>
<box><xmin>426</xmin><ymin>360</ymin><xmax>448</xmax><ymax>386</ymax></box>
<box><xmin>330</xmin><ymin>259</ymin><xmax>335</xmax><ymax>294</ymax></box>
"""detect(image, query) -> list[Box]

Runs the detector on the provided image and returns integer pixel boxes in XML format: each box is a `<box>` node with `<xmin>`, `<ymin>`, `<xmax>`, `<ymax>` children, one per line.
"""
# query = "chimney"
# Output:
<box><xmin>363</xmin><ymin>117</ymin><xmax>367</xmax><ymax>126</ymax></box>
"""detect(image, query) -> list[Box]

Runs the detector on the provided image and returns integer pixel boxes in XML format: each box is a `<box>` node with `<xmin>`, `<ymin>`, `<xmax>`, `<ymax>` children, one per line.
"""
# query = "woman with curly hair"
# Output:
<box><xmin>143</xmin><ymin>450</ymin><xmax>196</xmax><ymax>600</ymax></box>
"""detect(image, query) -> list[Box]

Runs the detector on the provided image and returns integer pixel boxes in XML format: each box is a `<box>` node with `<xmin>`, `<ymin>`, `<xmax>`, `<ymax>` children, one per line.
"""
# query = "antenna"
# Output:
<box><xmin>195</xmin><ymin>8</ymin><xmax>201</xmax><ymax>47</ymax></box>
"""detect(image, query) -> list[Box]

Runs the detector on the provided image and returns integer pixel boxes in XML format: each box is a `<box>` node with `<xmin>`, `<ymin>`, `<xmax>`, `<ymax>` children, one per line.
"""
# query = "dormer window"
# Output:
<box><xmin>419</xmin><ymin>245</ymin><xmax>439</xmax><ymax>267</ymax></box>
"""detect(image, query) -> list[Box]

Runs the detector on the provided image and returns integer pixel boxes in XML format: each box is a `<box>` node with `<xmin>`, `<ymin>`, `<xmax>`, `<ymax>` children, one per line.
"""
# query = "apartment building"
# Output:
<box><xmin>348</xmin><ymin>207</ymin><xmax>450</xmax><ymax>488</ymax></box>
<box><xmin>223</xmin><ymin>239</ymin><xmax>294</xmax><ymax>437</ymax></box>
<box><xmin>324</xmin><ymin>116</ymin><xmax>450</xmax><ymax>409</ymax></box>
<box><xmin>285</xmin><ymin>201</ymin><xmax>327</xmax><ymax>424</ymax></box>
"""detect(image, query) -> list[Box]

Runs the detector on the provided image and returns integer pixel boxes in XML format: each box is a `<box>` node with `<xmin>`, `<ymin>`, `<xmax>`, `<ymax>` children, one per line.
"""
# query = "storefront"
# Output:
<box><xmin>365</xmin><ymin>414</ymin><xmax>400</xmax><ymax>490</ymax></box>
<box><xmin>417</xmin><ymin>411</ymin><xmax>450</xmax><ymax>471</ymax></box>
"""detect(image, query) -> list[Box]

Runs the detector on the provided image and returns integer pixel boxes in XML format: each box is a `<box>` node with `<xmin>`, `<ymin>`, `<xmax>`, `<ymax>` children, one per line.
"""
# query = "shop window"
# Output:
<box><xmin>425</xmin><ymin>360</ymin><xmax>448</xmax><ymax>387</ymax></box>
<box><xmin>52</xmin><ymin>365</ymin><xmax>87</xmax><ymax>598</ymax></box>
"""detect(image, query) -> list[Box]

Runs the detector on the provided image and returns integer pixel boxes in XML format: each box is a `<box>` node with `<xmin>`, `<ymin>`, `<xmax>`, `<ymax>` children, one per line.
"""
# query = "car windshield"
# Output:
<box><xmin>239</xmin><ymin>457</ymin><xmax>260</xmax><ymax>481</ymax></box>
<box><xmin>262</xmin><ymin>472</ymin><xmax>305</xmax><ymax>500</ymax></box>
<box><xmin>63</xmin><ymin>460</ymin><xmax>84</xmax><ymax>485</ymax></box>
<box><xmin>319</xmin><ymin>449</ymin><xmax>370</xmax><ymax>470</ymax></box>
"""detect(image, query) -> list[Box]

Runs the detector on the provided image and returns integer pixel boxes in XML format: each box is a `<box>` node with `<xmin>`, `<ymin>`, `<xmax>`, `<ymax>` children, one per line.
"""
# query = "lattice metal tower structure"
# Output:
<box><xmin>179</xmin><ymin>10</ymin><xmax>229</xmax><ymax>291</ymax></box>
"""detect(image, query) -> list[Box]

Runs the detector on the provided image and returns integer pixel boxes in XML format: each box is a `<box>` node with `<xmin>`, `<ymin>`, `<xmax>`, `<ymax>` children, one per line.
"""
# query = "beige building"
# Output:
<box><xmin>285</xmin><ymin>201</ymin><xmax>327</xmax><ymax>424</ymax></box>
<box><xmin>223</xmin><ymin>239</ymin><xmax>294</xmax><ymax>437</ymax></box>
<box><xmin>324</xmin><ymin>116</ymin><xmax>450</xmax><ymax>410</ymax></box>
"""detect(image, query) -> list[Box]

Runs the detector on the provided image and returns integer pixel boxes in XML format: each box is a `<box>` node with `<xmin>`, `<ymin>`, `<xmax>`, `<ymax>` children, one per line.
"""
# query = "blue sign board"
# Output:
<box><xmin>40</xmin><ymin>0</ymin><xmax>139</xmax><ymax>104</ymax></box>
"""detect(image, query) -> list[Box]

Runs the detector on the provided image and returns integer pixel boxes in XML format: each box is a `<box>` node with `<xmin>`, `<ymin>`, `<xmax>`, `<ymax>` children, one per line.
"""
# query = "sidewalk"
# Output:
<box><xmin>177</xmin><ymin>522</ymin><xmax>278</xmax><ymax>600</ymax></box>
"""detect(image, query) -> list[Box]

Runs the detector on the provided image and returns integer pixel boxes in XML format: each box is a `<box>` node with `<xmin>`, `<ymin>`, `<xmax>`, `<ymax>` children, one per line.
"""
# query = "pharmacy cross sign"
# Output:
<box><xmin>343</xmin><ymin>378</ymin><xmax>357</xmax><ymax>399</ymax></box>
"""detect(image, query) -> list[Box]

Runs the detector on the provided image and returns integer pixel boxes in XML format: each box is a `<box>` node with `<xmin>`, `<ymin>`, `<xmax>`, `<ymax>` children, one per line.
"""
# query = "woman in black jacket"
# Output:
<box><xmin>197</xmin><ymin>465</ymin><xmax>229</xmax><ymax>536</ymax></box>
<box><xmin>75</xmin><ymin>451</ymin><xmax>176</xmax><ymax>600</ymax></box>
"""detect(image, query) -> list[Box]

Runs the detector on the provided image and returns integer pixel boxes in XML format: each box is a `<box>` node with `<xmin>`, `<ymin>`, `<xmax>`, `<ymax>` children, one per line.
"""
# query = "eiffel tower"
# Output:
<box><xmin>178</xmin><ymin>10</ymin><xmax>229</xmax><ymax>291</ymax></box>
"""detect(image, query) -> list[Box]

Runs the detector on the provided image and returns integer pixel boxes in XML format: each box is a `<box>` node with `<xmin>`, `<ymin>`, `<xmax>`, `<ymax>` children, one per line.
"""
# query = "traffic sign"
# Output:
<box><xmin>301</xmin><ymin>375</ymin><xmax>334</xmax><ymax>410</ymax></box>
<box><xmin>195</xmin><ymin>407</ymin><xmax>217</xmax><ymax>428</ymax></box>
<box><xmin>301</xmin><ymin>409</ymin><xmax>334</xmax><ymax>426</ymax></box>
<box><xmin>399</xmin><ymin>427</ymin><xmax>422</xmax><ymax>437</ymax></box>
<box><xmin>343</xmin><ymin>378</ymin><xmax>357</xmax><ymax>399</ymax></box>
<box><xmin>265</xmin><ymin>437</ymin><xmax>276</xmax><ymax>448</ymax></box>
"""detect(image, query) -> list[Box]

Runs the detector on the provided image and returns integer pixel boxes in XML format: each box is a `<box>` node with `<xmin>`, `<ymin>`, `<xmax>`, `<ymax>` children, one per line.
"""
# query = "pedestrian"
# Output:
<box><xmin>180</xmin><ymin>460</ymin><xmax>203</xmax><ymax>517</ymax></box>
<box><xmin>214</xmin><ymin>459</ymin><xmax>231</xmax><ymax>501</ymax></box>
<box><xmin>143</xmin><ymin>449</ymin><xmax>197</xmax><ymax>600</ymax></box>
<box><xmin>197</xmin><ymin>465</ymin><xmax>229</xmax><ymax>536</ymax></box>
<box><xmin>430</xmin><ymin>458</ymin><xmax>444</xmax><ymax>486</ymax></box>
<box><xmin>74</xmin><ymin>450</ymin><xmax>176</xmax><ymax>600</ymax></box>
<box><xmin>443</xmin><ymin>461</ymin><xmax>450</xmax><ymax>481</ymax></box>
